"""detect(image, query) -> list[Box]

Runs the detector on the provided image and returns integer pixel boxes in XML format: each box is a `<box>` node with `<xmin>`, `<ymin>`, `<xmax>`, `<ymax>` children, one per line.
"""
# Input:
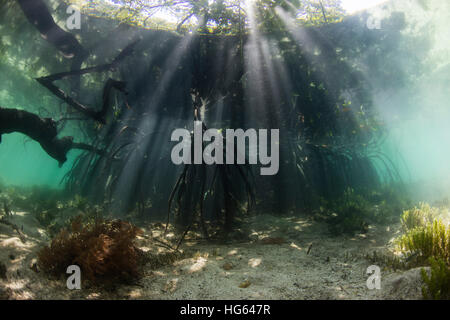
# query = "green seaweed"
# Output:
<box><xmin>421</xmin><ymin>257</ymin><xmax>450</xmax><ymax>300</ymax></box>
<box><xmin>397</xmin><ymin>215</ymin><xmax>449</xmax><ymax>265</ymax></box>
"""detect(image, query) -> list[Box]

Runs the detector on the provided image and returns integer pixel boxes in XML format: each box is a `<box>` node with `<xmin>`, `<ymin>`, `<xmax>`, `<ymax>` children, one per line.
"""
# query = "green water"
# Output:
<box><xmin>0</xmin><ymin>133</ymin><xmax>79</xmax><ymax>188</ymax></box>
<box><xmin>0</xmin><ymin>0</ymin><xmax>450</xmax><ymax>302</ymax></box>
<box><xmin>0</xmin><ymin>0</ymin><xmax>449</xmax><ymax>199</ymax></box>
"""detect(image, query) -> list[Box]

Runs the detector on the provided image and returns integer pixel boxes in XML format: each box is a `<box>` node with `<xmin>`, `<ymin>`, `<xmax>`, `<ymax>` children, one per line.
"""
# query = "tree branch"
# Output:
<box><xmin>0</xmin><ymin>107</ymin><xmax>104</xmax><ymax>166</ymax></box>
<box><xmin>17</xmin><ymin>0</ymin><xmax>88</xmax><ymax>59</ymax></box>
<box><xmin>36</xmin><ymin>41</ymin><xmax>138</xmax><ymax>123</ymax></box>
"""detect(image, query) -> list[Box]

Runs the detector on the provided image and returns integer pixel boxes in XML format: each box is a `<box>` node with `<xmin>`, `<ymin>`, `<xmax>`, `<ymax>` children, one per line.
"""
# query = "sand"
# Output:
<box><xmin>0</xmin><ymin>212</ymin><xmax>424</xmax><ymax>300</ymax></box>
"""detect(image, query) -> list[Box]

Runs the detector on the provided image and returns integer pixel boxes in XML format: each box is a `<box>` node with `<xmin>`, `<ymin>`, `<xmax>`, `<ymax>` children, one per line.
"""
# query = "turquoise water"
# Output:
<box><xmin>0</xmin><ymin>133</ymin><xmax>79</xmax><ymax>188</ymax></box>
<box><xmin>0</xmin><ymin>0</ymin><xmax>449</xmax><ymax>201</ymax></box>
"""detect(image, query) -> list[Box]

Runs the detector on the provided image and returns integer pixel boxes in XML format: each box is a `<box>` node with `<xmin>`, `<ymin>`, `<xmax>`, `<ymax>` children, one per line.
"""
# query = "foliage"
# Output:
<box><xmin>368</xmin><ymin>184</ymin><xmax>411</xmax><ymax>224</ymax></box>
<box><xmin>27</xmin><ymin>189</ymin><xmax>63</xmax><ymax>227</ymax></box>
<box><xmin>421</xmin><ymin>257</ymin><xmax>450</xmax><ymax>300</ymax></box>
<box><xmin>64</xmin><ymin>0</ymin><xmax>346</xmax><ymax>34</ymax></box>
<box><xmin>37</xmin><ymin>217</ymin><xmax>143</xmax><ymax>284</ymax></box>
<box><xmin>400</xmin><ymin>202</ymin><xmax>437</xmax><ymax>232</ymax></box>
<box><xmin>256</xmin><ymin>0</ymin><xmax>345</xmax><ymax>31</ymax></box>
<box><xmin>393</xmin><ymin>203</ymin><xmax>450</xmax><ymax>299</ymax></box>
<box><xmin>46</xmin><ymin>201</ymin><xmax>105</xmax><ymax>238</ymax></box>
<box><xmin>323</xmin><ymin>185</ymin><xmax>410</xmax><ymax>235</ymax></box>
<box><xmin>326</xmin><ymin>188</ymin><xmax>371</xmax><ymax>235</ymax></box>
<box><xmin>0</xmin><ymin>186</ymin><xmax>63</xmax><ymax>227</ymax></box>
<box><xmin>0</xmin><ymin>186</ymin><xmax>105</xmax><ymax>236</ymax></box>
<box><xmin>297</xmin><ymin>0</ymin><xmax>345</xmax><ymax>25</ymax></box>
<box><xmin>364</xmin><ymin>250</ymin><xmax>408</xmax><ymax>271</ymax></box>
<box><xmin>397</xmin><ymin>215</ymin><xmax>450</xmax><ymax>266</ymax></box>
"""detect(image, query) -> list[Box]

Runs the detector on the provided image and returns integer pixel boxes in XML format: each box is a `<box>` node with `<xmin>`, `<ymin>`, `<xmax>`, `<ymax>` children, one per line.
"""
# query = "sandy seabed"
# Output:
<box><xmin>0</xmin><ymin>212</ymin><xmax>424</xmax><ymax>300</ymax></box>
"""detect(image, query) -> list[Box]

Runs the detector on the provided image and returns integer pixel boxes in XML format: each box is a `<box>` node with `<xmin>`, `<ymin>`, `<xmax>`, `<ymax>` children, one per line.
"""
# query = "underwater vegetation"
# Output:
<box><xmin>392</xmin><ymin>203</ymin><xmax>450</xmax><ymax>299</ymax></box>
<box><xmin>0</xmin><ymin>186</ymin><xmax>103</xmax><ymax>237</ymax></box>
<box><xmin>360</xmin><ymin>201</ymin><xmax>450</xmax><ymax>299</ymax></box>
<box><xmin>400</xmin><ymin>203</ymin><xmax>437</xmax><ymax>232</ymax></box>
<box><xmin>397</xmin><ymin>204</ymin><xmax>449</xmax><ymax>266</ymax></box>
<box><xmin>325</xmin><ymin>191</ymin><xmax>371</xmax><ymax>235</ymax></box>
<box><xmin>421</xmin><ymin>257</ymin><xmax>450</xmax><ymax>300</ymax></box>
<box><xmin>0</xmin><ymin>0</ymin><xmax>449</xmax><ymax>302</ymax></box>
<box><xmin>320</xmin><ymin>185</ymin><xmax>410</xmax><ymax>235</ymax></box>
<box><xmin>37</xmin><ymin>216</ymin><xmax>143</xmax><ymax>284</ymax></box>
